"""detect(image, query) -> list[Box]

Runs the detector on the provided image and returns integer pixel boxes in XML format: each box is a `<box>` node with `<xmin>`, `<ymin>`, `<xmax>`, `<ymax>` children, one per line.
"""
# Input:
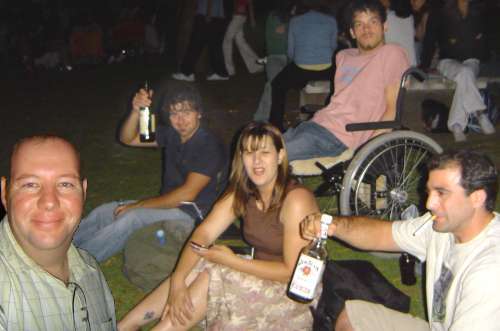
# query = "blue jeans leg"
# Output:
<box><xmin>284</xmin><ymin>121</ymin><xmax>347</xmax><ymax>161</ymax></box>
<box><xmin>74</xmin><ymin>201</ymin><xmax>195</xmax><ymax>262</ymax></box>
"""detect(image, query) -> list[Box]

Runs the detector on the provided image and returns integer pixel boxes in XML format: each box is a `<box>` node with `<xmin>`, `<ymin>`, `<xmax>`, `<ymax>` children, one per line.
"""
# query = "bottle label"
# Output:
<box><xmin>289</xmin><ymin>254</ymin><xmax>325</xmax><ymax>300</ymax></box>
<box><xmin>139</xmin><ymin>107</ymin><xmax>150</xmax><ymax>136</ymax></box>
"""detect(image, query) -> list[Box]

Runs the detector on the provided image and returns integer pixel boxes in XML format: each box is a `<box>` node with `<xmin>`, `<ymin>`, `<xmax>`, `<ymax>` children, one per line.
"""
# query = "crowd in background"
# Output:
<box><xmin>0</xmin><ymin>0</ymin><xmax>498</xmax><ymax>75</ymax></box>
<box><xmin>0</xmin><ymin>0</ymin><xmax>180</xmax><ymax>72</ymax></box>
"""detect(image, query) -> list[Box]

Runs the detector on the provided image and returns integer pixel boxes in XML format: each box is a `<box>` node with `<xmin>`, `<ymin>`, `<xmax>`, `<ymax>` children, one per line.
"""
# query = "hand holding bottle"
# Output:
<box><xmin>289</xmin><ymin>214</ymin><xmax>332</xmax><ymax>303</ymax></box>
<box><xmin>300</xmin><ymin>212</ymin><xmax>336</xmax><ymax>241</ymax></box>
<box><xmin>132</xmin><ymin>87</ymin><xmax>153</xmax><ymax>113</ymax></box>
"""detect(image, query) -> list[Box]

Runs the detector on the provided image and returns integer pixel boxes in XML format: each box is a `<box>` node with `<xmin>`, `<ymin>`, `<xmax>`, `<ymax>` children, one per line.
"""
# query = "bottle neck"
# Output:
<box><xmin>310</xmin><ymin>236</ymin><xmax>326</xmax><ymax>250</ymax></box>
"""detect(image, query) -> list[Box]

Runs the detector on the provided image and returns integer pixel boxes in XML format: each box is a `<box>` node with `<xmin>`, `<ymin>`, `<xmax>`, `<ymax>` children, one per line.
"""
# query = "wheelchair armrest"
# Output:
<box><xmin>404</xmin><ymin>67</ymin><xmax>427</xmax><ymax>83</ymax></box>
<box><xmin>345</xmin><ymin>120</ymin><xmax>403</xmax><ymax>132</ymax></box>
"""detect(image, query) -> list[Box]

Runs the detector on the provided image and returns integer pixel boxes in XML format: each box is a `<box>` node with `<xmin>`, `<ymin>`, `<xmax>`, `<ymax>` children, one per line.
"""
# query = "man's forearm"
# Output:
<box><xmin>135</xmin><ymin>185</ymin><xmax>200</xmax><ymax>210</ymax></box>
<box><xmin>119</xmin><ymin>109</ymin><xmax>140</xmax><ymax>145</ymax></box>
<box><xmin>333</xmin><ymin>216</ymin><xmax>399</xmax><ymax>252</ymax></box>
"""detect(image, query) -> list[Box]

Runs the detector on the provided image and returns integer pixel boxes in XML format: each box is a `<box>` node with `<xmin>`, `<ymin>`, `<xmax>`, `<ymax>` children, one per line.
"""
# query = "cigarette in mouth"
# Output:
<box><xmin>412</xmin><ymin>213</ymin><xmax>436</xmax><ymax>236</ymax></box>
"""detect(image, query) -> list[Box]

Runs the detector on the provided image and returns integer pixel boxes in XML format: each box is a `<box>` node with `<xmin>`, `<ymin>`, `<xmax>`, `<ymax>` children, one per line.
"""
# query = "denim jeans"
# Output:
<box><xmin>73</xmin><ymin>201</ymin><xmax>195</xmax><ymax>262</ymax></box>
<box><xmin>284</xmin><ymin>121</ymin><xmax>347</xmax><ymax>161</ymax></box>
<box><xmin>253</xmin><ymin>54</ymin><xmax>288</xmax><ymax>121</ymax></box>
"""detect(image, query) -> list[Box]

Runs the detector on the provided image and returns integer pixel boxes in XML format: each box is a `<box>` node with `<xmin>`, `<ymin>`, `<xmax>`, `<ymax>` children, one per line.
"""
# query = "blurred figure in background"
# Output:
<box><xmin>172</xmin><ymin>0</ymin><xmax>229</xmax><ymax>82</ymax></box>
<box><xmin>269</xmin><ymin>0</ymin><xmax>338</xmax><ymax>131</ymax></box>
<box><xmin>382</xmin><ymin>0</ymin><xmax>417</xmax><ymax>66</ymax></box>
<box><xmin>223</xmin><ymin>0</ymin><xmax>263</xmax><ymax>76</ymax></box>
<box><xmin>253</xmin><ymin>0</ymin><xmax>295</xmax><ymax>122</ymax></box>
<box><xmin>411</xmin><ymin>0</ymin><xmax>432</xmax><ymax>63</ymax></box>
<box><xmin>421</xmin><ymin>0</ymin><xmax>495</xmax><ymax>142</ymax></box>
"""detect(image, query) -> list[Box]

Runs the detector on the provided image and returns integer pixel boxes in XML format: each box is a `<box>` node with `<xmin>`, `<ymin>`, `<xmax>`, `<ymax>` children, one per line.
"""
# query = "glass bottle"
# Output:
<box><xmin>288</xmin><ymin>214</ymin><xmax>332</xmax><ymax>303</ymax></box>
<box><xmin>399</xmin><ymin>252</ymin><xmax>417</xmax><ymax>285</ymax></box>
<box><xmin>139</xmin><ymin>81</ymin><xmax>156</xmax><ymax>142</ymax></box>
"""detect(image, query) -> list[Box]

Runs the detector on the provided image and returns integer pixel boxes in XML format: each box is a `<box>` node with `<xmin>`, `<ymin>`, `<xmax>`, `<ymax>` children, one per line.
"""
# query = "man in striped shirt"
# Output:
<box><xmin>0</xmin><ymin>135</ymin><xmax>116</xmax><ymax>330</ymax></box>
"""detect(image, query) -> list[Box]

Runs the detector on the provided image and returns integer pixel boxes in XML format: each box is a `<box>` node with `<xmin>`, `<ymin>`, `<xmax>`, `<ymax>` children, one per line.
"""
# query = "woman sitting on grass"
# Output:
<box><xmin>118</xmin><ymin>121</ymin><xmax>320</xmax><ymax>330</ymax></box>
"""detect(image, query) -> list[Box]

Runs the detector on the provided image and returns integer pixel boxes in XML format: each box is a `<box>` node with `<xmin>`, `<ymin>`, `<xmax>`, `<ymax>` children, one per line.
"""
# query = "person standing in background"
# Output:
<box><xmin>172</xmin><ymin>0</ymin><xmax>230</xmax><ymax>82</ymax></box>
<box><xmin>383</xmin><ymin>0</ymin><xmax>417</xmax><ymax>66</ymax></box>
<box><xmin>253</xmin><ymin>0</ymin><xmax>295</xmax><ymax>122</ymax></box>
<box><xmin>223</xmin><ymin>0</ymin><xmax>263</xmax><ymax>76</ymax></box>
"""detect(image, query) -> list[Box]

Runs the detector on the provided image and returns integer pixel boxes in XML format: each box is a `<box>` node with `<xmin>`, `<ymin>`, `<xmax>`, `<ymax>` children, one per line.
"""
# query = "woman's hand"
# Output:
<box><xmin>161</xmin><ymin>279</ymin><xmax>194</xmax><ymax>326</ymax></box>
<box><xmin>192</xmin><ymin>244</ymin><xmax>237</xmax><ymax>265</ymax></box>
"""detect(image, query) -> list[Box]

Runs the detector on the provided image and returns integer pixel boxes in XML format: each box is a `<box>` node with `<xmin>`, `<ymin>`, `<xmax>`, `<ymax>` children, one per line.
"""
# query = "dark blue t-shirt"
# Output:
<box><xmin>156</xmin><ymin>125</ymin><xmax>227</xmax><ymax>220</ymax></box>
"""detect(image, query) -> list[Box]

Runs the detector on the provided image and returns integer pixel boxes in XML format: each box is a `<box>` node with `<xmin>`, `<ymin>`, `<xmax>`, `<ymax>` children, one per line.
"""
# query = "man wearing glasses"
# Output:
<box><xmin>0</xmin><ymin>135</ymin><xmax>116</xmax><ymax>330</ymax></box>
<box><xmin>74</xmin><ymin>81</ymin><xmax>227</xmax><ymax>262</ymax></box>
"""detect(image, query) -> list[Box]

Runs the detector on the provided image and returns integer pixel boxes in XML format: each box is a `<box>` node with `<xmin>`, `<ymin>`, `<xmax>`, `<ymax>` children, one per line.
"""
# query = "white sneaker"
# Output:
<box><xmin>206</xmin><ymin>73</ymin><xmax>229</xmax><ymax>81</ymax></box>
<box><xmin>478</xmin><ymin>113</ymin><xmax>496</xmax><ymax>135</ymax></box>
<box><xmin>171</xmin><ymin>72</ymin><xmax>195</xmax><ymax>82</ymax></box>
<box><xmin>256</xmin><ymin>57</ymin><xmax>267</xmax><ymax>65</ymax></box>
<box><xmin>451</xmin><ymin>124</ymin><xmax>467</xmax><ymax>142</ymax></box>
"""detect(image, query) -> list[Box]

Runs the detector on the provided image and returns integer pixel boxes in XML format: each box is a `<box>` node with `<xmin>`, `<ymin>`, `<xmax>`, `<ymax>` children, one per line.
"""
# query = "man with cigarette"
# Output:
<box><xmin>74</xmin><ymin>82</ymin><xmax>227</xmax><ymax>262</ymax></box>
<box><xmin>301</xmin><ymin>149</ymin><xmax>500</xmax><ymax>330</ymax></box>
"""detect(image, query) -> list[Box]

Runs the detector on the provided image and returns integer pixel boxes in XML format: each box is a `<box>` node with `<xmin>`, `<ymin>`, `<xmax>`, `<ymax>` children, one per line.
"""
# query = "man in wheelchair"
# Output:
<box><xmin>284</xmin><ymin>0</ymin><xmax>410</xmax><ymax>162</ymax></box>
<box><xmin>302</xmin><ymin>149</ymin><xmax>500</xmax><ymax>331</ymax></box>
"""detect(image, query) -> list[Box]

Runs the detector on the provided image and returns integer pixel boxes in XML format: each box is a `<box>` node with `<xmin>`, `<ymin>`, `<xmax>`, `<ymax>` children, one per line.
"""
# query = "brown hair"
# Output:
<box><xmin>428</xmin><ymin>149</ymin><xmax>498</xmax><ymax>212</ymax></box>
<box><xmin>223</xmin><ymin>122</ymin><xmax>291</xmax><ymax>217</ymax></box>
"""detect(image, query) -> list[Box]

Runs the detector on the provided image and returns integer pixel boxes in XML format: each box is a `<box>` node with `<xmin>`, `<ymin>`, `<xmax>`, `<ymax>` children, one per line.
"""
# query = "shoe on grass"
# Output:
<box><xmin>206</xmin><ymin>73</ymin><xmax>229</xmax><ymax>81</ymax></box>
<box><xmin>478</xmin><ymin>113</ymin><xmax>496</xmax><ymax>134</ymax></box>
<box><xmin>451</xmin><ymin>124</ymin><xmax>467</xmax><ymax>142</ymax></box>
<box><xmin>171</xmin><ymin>72</ymin><xmax>195</xmax><ymax>82</ymax></box>
<box><xmin>256</xmin><ymin>57</ymin><xmax>267</xmax><ymax>65</ymax></box>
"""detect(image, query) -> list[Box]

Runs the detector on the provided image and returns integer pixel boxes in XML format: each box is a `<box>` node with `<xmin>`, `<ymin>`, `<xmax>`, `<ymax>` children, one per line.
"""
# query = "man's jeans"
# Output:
<box><xmin>74</xmin><ymin>201</ymin><xmax>195</xmax><ymax>262</ymax></box>
<box><xmin>284</xmin><ymin>121</ymin><xmax>347</xmax><ymax>161</ymax></box>
<box><xmin>437</xmin><ymin>58</ymin><xmax>485</xmax><ymax>131</ymax></box>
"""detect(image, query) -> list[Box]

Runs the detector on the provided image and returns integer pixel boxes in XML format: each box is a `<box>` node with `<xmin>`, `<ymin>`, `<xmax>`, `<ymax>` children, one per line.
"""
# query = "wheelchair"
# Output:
<box><xmin>291</xmin><ymin>68</ymin><xmax>443</xmax><ymax>221</ymax></box>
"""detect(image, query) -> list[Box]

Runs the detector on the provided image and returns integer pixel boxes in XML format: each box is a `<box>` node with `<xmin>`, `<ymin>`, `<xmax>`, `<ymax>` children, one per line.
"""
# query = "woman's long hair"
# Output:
<box><xmin>223</xmin><ymin>122</ymin><xmax>291</xmax><ymax>218</ymax></box>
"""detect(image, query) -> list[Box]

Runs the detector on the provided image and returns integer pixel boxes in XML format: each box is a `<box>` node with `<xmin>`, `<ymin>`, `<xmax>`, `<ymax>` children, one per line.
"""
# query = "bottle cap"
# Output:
<box><xmin>320</xmin><ymin>214</ymin><xmax>333</xmax><ymax>225</ymax></box>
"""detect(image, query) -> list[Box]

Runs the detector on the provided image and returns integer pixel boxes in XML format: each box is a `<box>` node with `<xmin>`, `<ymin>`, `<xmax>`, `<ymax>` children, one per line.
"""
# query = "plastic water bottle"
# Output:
<box><xmin>155</xmin><ymin>229</ymin><xmax>166</xmax><ymax>246</ymax></box>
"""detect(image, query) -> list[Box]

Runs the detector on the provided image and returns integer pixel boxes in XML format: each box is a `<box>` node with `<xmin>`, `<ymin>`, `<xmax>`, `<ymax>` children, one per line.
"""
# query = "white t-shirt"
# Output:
<box><xmin>384</xmin><ymin>10</ymin><xmax>417</xmax><ymax>66</ymax></box>
<box><xmin>392</xmin><ymin>212</ymin><xmax>500</xmax><ymax>331</ymax></box>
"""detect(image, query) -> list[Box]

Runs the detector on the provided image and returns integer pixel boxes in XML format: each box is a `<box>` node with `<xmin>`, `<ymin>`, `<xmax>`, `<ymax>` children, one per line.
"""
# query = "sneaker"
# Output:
<box><xmin>171</xmin><ymin>72</ymin><xmax>195</xmax><ymax>82</ymax></box>
<box><xmin>478</xmin><ymin>113</ymin><xmax>496</xmax><ymax>135</ymax></box>
<box><xmin>451</xmin><ymin>124</ymin><xmax>467</xmax><ymax>142</ymax></box>
<box><xmin>206</xmin><ymin>73</ymin><xmax>229</xmax><ymax>81</ymax></box>
<box><xmin>256</xmin><ymin>57</ymin><xmax>267</xmax><ymax>65</ymax></box>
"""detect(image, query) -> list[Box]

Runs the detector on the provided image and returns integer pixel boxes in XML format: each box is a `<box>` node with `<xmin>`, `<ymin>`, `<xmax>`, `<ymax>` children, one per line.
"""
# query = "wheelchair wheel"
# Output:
<box><xmin>339</xmin><ymin>131</ymin><xmax>442</xmax><ymax>220</ymax></box>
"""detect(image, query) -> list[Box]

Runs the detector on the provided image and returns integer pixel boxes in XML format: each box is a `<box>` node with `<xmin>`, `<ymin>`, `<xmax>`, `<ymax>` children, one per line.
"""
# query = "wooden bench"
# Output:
<box><xmin>299</xmin><ymin>75</ymin><xmax>500</xmax><ymax>109</ymax></box>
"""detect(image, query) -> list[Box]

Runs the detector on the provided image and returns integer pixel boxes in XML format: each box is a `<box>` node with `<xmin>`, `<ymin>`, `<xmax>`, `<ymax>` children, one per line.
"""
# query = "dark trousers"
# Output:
<box><xmin>270</xmin><ymin>62</ymin><xmax>334</xmax><ymax>131</ymax></box>
<box><xmin>181</xmin><ymin>15</ymin><xmax>228</xmax><ymax>77</ymax></box>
